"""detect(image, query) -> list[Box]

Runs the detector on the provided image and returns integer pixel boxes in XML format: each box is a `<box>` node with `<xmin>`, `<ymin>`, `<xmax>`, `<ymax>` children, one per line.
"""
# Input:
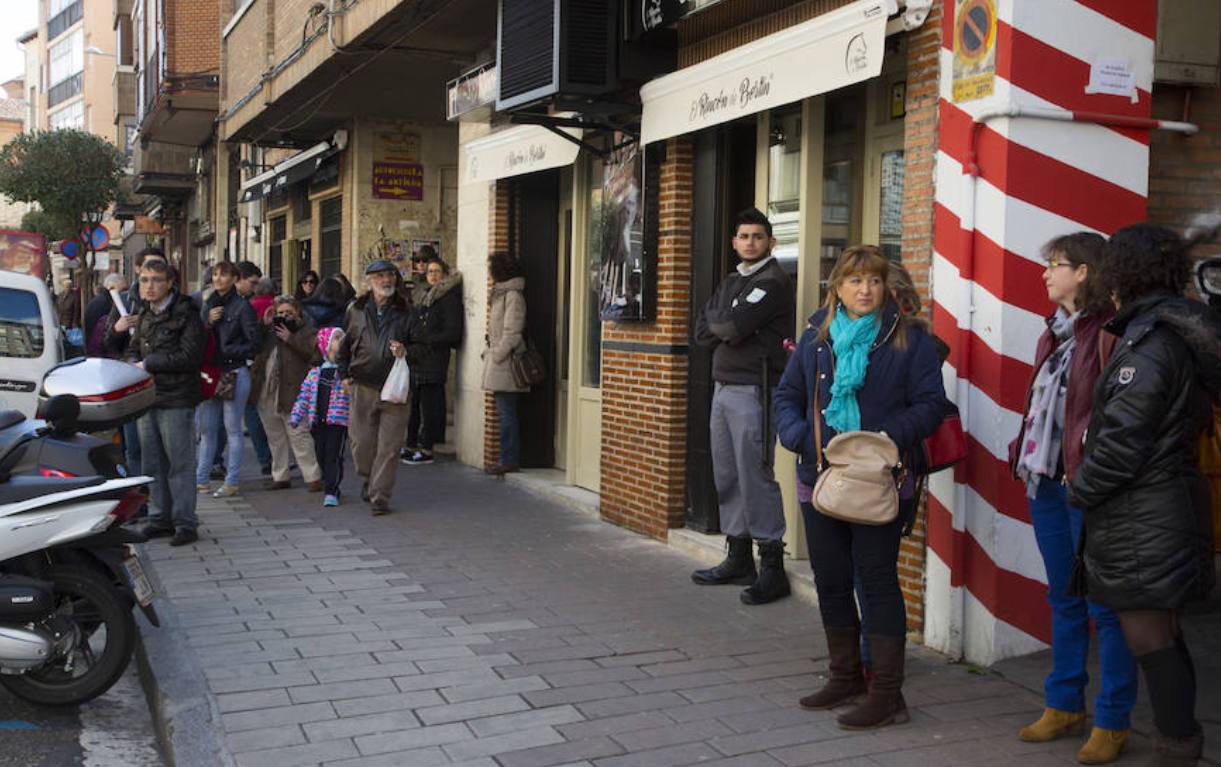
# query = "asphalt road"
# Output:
<box><xmin>0</xmin><ymin>666</ymin><xmax>162</xmax><ymax>767</ymax></box>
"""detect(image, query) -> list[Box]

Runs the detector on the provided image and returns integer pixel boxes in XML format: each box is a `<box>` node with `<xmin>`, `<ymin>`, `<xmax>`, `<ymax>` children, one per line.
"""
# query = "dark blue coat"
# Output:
<box><xmin>775</xmin><ymin>302</ymin><xmax>948</xmax><ymax>487</ymax></box>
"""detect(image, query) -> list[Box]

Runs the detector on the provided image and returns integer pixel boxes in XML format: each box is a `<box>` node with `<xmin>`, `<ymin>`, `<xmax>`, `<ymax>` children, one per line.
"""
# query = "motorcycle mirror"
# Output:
<box><xmin>39</xmin><ymin>394</ymin><xmax>81</xmax><ymax>435</ymax></box>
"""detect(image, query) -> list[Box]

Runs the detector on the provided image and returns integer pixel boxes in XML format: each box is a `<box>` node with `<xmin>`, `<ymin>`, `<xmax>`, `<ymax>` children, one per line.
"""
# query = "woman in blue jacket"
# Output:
<box><xmin>775</xmin><ymin>245</ymin><xmax>946</xmax><ymax>731</ymax></box>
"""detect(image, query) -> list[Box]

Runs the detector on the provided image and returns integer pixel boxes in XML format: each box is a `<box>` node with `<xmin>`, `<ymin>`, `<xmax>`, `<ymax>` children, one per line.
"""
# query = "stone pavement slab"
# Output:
<box><xmin>137</xmin><ymin>459</ymin><xmax>1210</xmax><ymax>767</ymax></box>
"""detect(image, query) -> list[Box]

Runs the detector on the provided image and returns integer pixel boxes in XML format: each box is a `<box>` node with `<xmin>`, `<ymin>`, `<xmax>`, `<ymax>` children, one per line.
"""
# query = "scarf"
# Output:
<box><xmin>1018</xmin><ymin>308</ymin><xmax>1078</xmax><ymax>496</ymax></box>
<box><xmin>825</xmin><ymin>307</ymin><xmax>880</xmax><ymax>433</ymax></box>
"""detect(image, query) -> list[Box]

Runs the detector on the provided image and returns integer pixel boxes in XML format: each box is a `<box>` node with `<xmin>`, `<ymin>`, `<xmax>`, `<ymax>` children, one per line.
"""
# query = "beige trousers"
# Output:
<box><xmin>348</xmin><ymin>382</ymin><xmax>411</xmax><ymax>503</ymax></box>
<box><xmin>258</xmin><ymin>400</ymin><xmax>321</xmax><ymax>483</ymax></box>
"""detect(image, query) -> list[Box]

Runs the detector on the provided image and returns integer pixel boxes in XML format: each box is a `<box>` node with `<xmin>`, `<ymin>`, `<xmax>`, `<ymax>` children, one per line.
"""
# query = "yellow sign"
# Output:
<box><xmin>952</xmin><ymin>0</ymin><xmax>997</xmax><ymax>103</ymax></box>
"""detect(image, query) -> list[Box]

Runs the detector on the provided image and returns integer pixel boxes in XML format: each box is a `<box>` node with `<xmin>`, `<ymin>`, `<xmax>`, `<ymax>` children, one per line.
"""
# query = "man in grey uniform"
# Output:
<box><xmin>693</xmin><ymin>208</ymin><xmax>796</xmax><ymax>605</ymax></box>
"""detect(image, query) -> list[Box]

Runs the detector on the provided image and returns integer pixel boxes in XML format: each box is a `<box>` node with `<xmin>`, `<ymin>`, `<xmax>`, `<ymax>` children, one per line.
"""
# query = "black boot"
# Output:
<box><xmin>692</xmin><ymin>536</ymin><xmax>756</xmax><ymax>585</ymax></box>
<box><xmin>739</xmin><ymin>540</ymin><xmax>791</xmax><ymax>605</ymax></box>
<box><xmin>1150</xmin><ymin>726</ymin><xmax>1203</xmax><ymax>766</ymax></box>
<box><xmin>836</xmin><ymin>634</ymin><xmax>909</xmax><ymax>730</ymax></box>
<box><xmin>799</xmin><ymin>625</ymin><xmax>867</xmax><ymax>709</ymax></box>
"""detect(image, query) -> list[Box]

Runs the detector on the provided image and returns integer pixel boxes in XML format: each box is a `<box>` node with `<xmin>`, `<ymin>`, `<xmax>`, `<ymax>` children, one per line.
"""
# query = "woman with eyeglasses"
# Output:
<box><xmin>1009</xmin><ymin>233</ymin><xmax>1137</xmax><ymax>765</ymax></box>
<box><xmin>295</xmin><ymin>270</ymin><xmax>320</xmax><ymax>302</ymax></box>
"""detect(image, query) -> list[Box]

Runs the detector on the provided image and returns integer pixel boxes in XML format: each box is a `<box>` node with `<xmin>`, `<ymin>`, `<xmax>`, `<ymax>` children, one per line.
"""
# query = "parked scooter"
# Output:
<box><xmin>0</xmin><ymin>395</ymin><xmax>157</xmax><ymax>706</ymax></box>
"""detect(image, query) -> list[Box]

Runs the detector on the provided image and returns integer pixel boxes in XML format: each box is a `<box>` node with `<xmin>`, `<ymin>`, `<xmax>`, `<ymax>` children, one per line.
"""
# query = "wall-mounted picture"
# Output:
<box><xmin>597</xmin><ymin>144</ymin><xmax>648</xmax><ymax>322</ymax></box>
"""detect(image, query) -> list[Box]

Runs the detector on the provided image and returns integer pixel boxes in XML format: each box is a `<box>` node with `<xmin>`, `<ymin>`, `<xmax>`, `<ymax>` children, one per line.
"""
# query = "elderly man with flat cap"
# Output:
<box><xmin>336</xmin><ymin>260</ymin><xmax>415</xmax><ymax>514</ymax></box>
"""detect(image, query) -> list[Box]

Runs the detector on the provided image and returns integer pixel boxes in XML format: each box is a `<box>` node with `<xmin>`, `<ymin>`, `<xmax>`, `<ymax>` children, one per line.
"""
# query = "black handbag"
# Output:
<box><xmin>510</xmin><ymin>342</ymin><xmax>546</xmax><ymax>388</ymax></box>
<box><xmin>214</xmin><ymin>370</ymin><xmax>238</xmax><ymax>401</ymax></box>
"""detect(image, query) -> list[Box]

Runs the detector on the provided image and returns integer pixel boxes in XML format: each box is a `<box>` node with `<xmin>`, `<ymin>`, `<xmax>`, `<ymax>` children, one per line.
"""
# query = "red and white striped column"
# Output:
<box><xmin>926</xmin><ymin>0</ymin><xmax>1158</xmax><ymax>664</ymax></box>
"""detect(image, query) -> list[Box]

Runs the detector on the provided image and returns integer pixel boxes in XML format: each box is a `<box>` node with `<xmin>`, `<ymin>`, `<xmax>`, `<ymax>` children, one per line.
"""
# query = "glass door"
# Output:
<box><xmin>565</xmin><ymin>152</ymin><xmax>603</xmax><ymax>492</ymax></box>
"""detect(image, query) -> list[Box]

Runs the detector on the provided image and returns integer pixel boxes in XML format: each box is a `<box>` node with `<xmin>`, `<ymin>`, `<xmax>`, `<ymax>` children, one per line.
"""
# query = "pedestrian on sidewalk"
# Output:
<box><xmin>111</xmin><ymin>259</ymin><xmax>205</xmax><ymax>547</ymax></box>
<box><xmin>691</xmin><ymin>208</ymin><xmax>795</xmax><ymax>606</ymax></box>
<box><xmin>774</xmin><ymin>245</ymin><xmax>945</xmax><ymax>730</ymax></box>
<box><xmin>402</xmin><ymin>255</ymin><xmax>463</xmax><ymax>466</ymax></box>
<box><xmin>85</xmin><ymin>273</ymin><xmax>127</xmax><ymax>357</ymax></box>
<box><xmin>197</xmin><ymin>261</ymin><xmax>259</xmax><ymax>499</ymax></box>
<box><xmin>1008</xmin><ymin>233</ymin><xmax>1137</xmax><ymax>765</ymax></box>
<box><xmin>295</xmin><ymin>270</ymin><xmax>320</xmax><ymax>302</ymax></box>
<box><xmin>336</xmin><ymin>260</ymin><xmax>413</xmax><ymax>515</ymax></box>
<box><xmin>302</xmin><ymin>276</ymin><xmax>349</xmax><ymax>329</ymax></box>
<box><xmin>1070</xmin><ymin>224</ymin><xmax>1220</xmax><ymax>767</ymax></box>
<box><xmin>251</xmin><ymin>295</ymin><xmax>323</xmax><ymax>491</ymax></box>
<box><xmin>481</xmin><ymin>251</ymin><xmax>528</xmax><ymax>476</ymax></box>
<box><xmin>290</xmin><ymin>327</ymin><xmax>351</xmax><ymax>507</ymax></box>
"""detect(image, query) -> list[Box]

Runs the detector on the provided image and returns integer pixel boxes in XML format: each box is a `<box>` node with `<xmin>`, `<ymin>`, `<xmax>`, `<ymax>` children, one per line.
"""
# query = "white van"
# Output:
<box><xmin>0</xmin><ymin>270</ymin><xmax>63</xmax><ymax>416</ymax></box>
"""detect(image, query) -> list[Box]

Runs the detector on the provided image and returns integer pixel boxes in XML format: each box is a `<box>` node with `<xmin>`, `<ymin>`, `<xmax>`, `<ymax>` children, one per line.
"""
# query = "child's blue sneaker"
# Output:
<box><xmin>323</xmin><ymin>494</ymin><xmax>339</xmax><ymax>507</ymax></box>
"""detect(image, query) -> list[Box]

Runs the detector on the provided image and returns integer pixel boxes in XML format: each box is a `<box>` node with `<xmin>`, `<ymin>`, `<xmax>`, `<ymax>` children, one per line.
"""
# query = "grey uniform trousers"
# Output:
<box><xmin>709</xmin><ymin>382</ymin><xmax>786</xmax><ymax>542</ymax></box>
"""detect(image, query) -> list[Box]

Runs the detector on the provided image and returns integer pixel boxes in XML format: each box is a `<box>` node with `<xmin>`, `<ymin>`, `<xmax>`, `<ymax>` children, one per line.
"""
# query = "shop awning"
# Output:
<box><xmin>462</xmin><ymin>124</ymin><xmax>583</xmax><ymax>184</ymax></box>
<box><xmin>239</xmin><ymin>141</ymin><xmax>342</xmax><ymax>203</ymax></box>
<box><xmin>638</xmin><ymin>0</ymin><xmax>887</xmax><ymax>145</ymax></box>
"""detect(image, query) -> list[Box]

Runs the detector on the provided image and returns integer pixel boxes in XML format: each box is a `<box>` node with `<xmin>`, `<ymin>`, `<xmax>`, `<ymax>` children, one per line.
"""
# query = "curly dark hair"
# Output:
<box><xmin>1042</xmin><ymin>232</ymin><xmax>1111</xmax><ymax>316</ymax></box>
<box><xmin>1101</xmin><ymin>224</ymin><xmax>1193</xmax><ymax>307</ymax></box>
<box><xmin>488</xmin><ymin>251</ymin><xmax>524</xmax><ymax>283</ymax></box>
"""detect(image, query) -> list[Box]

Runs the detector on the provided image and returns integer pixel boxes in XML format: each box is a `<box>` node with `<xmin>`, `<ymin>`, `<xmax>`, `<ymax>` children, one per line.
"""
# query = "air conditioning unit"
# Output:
<box><xmin>1156</xmin><ymin>0</ymin><xmax>1220</xmax><ymax>85</ymax></box>
<box><xmin>496</xmin><ymin>0</ymin><xmax>617</xmax><ymax>111</ymax></box>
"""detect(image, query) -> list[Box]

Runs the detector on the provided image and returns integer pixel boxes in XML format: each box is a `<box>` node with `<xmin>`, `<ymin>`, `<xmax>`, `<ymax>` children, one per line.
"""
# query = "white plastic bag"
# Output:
<box><xmin>380</xmin><ymin>357</ymin><xmax>411</xmax><ymax>403</ymax></box>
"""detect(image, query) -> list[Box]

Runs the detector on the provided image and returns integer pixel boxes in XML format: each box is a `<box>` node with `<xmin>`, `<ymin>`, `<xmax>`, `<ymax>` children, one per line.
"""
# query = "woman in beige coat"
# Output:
<box><xmin>482</xmin><ymin>251</ymin><xmax>528</xmax><ymax>474</ymax></box>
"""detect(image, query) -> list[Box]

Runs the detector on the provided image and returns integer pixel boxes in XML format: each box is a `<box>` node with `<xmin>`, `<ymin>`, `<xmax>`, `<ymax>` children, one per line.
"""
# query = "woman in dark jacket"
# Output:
<box><xmin>402</xmin><ymin>256</ymin><xmax>464</xmax><ymax>464</ymax></box>
<box><xmin>302</xmin><ymin>276</ymin><xmax>348</xmax><ymax>329</ymax></box>
<box><xmin>1008</xmin><ymin>233</ymin><xmax>1137</xmax><ymax>764</ymax></box>
<box><xmin>196</xmin><ymin>261</ymin><xmax>259</xmax><ymax>498</ymax></box>
<box><xmin>1069</xmin><ymin>224</ymin><xmax>1221</xmax><ymax>766</ymax></box>
<box><xmin>775</xmin><ymin>246</ymin><xmax>945</xmax><ymax>731</ymax></box>
<box><xmin>294</xmin><ymin>270</ymin><xmax>320</xmax><ymax>302</ymax></box>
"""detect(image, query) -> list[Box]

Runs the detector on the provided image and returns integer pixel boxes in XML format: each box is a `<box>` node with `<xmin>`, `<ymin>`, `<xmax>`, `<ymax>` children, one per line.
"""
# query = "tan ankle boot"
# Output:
<box><xmin>1077</xmin><ymin>727</ymin><xmax>1129</xmax><ymax>765</ymax></box>
<box><xmin>1019</xmin><ymin>708</ymin><xmax>1087</xmax><ymax>742</ymax></box>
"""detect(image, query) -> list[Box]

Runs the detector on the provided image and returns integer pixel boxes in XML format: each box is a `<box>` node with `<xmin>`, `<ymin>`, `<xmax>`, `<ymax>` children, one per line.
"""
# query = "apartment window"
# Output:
<box><xmin>319</xmin><ymin>197</ymin><xmax>342</xmax><ymax>278</ymax></box>
<box><xmin>269</xmin><ymin>216</ymin><xmax>287</xmax><ymax>286</ymax></box>
<box><xmin>47</xmin><ymin>0</ymin><xmax>82</xmax><ymax>40</ymax></box>
<box><xmin>49</xmin><ymin>29</ymin><xmax>83</xmax><ymax>86</ymax></box>
<box><xmin>117</xmin><ymin>15</ymin><xmax>134</xmax><ymax>67</ymax></box>
<box><xmin>293</xmin><ymin>185</ymin><xmax>312</xmax><ymax>225</ymax></box>
<box><xmin>47</xmin><ymin>72</ymin><xmax>82</xmax><ymax>108</ymax></box>
<box><xmin>49</xmin><ymin>100</ymin><xmax>84</xmax><ymax>130</ymax></box>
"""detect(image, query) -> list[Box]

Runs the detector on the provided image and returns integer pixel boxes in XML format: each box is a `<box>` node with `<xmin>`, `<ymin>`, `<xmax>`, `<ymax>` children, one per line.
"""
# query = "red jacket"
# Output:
<box><xmin>1010</xmin><ymin>311</ymin><xmax>1116</xmax><ymax>483</ymax></box>
<box><xmin>250</xmin><ymin>294</ymin><xmax>274</xmax><ymax>323</ymax></box>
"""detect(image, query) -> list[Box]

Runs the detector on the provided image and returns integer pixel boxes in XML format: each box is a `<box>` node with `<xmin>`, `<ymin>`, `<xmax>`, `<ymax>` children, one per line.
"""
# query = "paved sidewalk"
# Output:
<box><xmin>142</xmin><ymin>459</ymin><xmax>1172</xmax><ymax>767</ymax></box>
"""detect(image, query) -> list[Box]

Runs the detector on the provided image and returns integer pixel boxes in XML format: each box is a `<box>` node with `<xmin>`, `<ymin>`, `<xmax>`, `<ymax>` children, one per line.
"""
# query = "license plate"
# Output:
<box><xmin>122</xmin><ymin>554</ymin><xmax>154</xmax><ymax>607</ymax></box>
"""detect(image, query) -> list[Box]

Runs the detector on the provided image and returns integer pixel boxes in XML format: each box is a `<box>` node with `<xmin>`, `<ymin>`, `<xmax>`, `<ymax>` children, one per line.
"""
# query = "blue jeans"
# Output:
<box><xmin>138</xmin><ymin>408</ymin><xmax>198</xmax><ymax>531</ymax></box>
<box><xmin>1029</xmin><ymin>477</ymin><xmax>1137</xmax><ymax>729</ymax></box>
<box><xmin>122</xmin><ymin>419</ymin><xmax>142</xmax><ymax>475</ymax></box>
<box><xmin>196</xmin><ymin>367</ymin><xmax>251</xmax><ymax>486</ymax></box>
<box><xmin>494</xmin><ymin>392</ymin><xmax>520</xmax><ymax>468</ymax></box>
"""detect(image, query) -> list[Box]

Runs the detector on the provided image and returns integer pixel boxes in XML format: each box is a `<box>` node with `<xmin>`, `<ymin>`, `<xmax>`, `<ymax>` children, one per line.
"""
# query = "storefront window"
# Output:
<box><xmin>583</xmin><ymin>155</ymin><xmax>604</xmax><ymax>387</ymax></box>
<box><xmin>767</xmin><ymin>106</ymin><xmax>801</xmax><ymax>278</ymax></box>
<box><xmin>878</xmin><ymin>149</ymin><xmax>905</xmax><ymax>262</ymax></box>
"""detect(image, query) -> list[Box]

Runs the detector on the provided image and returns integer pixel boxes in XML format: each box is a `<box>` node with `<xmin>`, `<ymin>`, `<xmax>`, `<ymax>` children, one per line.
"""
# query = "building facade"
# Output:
<box><xmin>446</xmin><ymin>0</ymin><xmax>1221</xmax><ymax>666</ymax></box>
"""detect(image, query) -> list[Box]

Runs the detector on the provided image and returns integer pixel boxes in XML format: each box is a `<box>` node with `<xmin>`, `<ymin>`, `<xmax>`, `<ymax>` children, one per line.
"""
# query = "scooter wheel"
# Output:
<box><xmin>0</xmin><ymin>566</ymin><xmax>135</xmax><ymax>706</ymax></box>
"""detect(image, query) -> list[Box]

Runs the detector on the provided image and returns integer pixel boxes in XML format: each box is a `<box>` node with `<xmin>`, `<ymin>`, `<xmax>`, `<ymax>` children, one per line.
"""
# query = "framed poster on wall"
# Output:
<box><xmin>597</xmin><ymin>142</ymin><xmax>659</xmax><ymax>322</ymax></box>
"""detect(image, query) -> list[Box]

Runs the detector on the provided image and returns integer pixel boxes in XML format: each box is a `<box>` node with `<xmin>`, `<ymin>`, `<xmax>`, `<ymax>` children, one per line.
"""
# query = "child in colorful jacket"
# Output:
<box><xmin>290</xmin><ymin>327</ymin><xmax>351</xmax><ymax>507</ymax></box>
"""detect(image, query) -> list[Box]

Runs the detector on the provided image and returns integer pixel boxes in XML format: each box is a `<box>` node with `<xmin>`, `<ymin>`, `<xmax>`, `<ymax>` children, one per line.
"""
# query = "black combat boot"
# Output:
<box><xmin>691</xmin><ymin>535</ymin><xmax>756</xmax><ymax>585</ymax></box>
<box><xmin>739</xmin><ymin>540</ymin><xmax>791</xmax><ymax>605</ymax></box>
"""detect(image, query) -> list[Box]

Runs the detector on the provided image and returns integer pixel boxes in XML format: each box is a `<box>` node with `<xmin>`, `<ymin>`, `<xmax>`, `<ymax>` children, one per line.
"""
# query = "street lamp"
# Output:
<box><xmin>83</xmin><ymin>46</ymin><xmax>116</xmax><ymax>57</ymax></box>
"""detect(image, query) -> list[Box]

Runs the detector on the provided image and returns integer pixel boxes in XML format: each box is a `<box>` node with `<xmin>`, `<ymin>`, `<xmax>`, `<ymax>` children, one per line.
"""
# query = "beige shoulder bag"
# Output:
<box><xmin>811</xmin><ymin>351</ymin><xmax>902</xmax><ymax>525</ymax></box>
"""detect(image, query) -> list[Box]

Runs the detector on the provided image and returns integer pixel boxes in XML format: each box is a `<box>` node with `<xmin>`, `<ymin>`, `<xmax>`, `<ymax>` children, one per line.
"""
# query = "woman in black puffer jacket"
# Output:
<box><xmin>1069</xmin><ymin>224</ymin><xmax>1221</xmax><ymax>766</ymax></box>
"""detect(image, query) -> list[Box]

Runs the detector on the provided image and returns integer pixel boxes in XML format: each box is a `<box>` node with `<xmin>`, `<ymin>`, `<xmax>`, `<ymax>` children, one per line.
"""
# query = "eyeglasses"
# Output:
<box><xmin>1046</xmin><ymin>257</ymin><xmax>1075</xmax><ymax>269</ymax></box>
<box><xmin>301</xmin><ymin>278</ymin><xmax>317</xmax><ymax>284</ymax></box>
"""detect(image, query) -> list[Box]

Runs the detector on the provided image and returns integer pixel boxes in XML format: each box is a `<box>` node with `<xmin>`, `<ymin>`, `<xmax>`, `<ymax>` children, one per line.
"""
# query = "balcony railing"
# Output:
<box><xmin>114</xmin><ymin>68</ymin><xmax>136</xmax><ymax>116</ymax></box>
<box><xmin>48</xmin><ymin>72</ymin><xmax>83</xmax><ymax>108</ymax></box>
<box><xmin>48</xmin><ymin>0</ymin><xmax>83</xmax><ymax>40</ymax></box>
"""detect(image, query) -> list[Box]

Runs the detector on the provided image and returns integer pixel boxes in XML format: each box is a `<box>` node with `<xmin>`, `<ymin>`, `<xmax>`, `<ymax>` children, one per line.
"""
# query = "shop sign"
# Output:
<box><xmin>372</xmin><ymin>162</ymin><xmax>424</xmax><ymax>200</ymax></box>
<box><xmin>951</xmin><ymin>0</ymin><xmax>997</xmax><ymax>103</ymax></box>
<box><xmin>463</xmin><ymin>125</ymin><xmax>583</xmax><ymax>184</ymax></box>
<box><xmin>639</xmin><ymin>1</ymin><xmax>886</xmax><ymax>144</ymax></box>
<box><xmin>631</xmin><ymin>0</ymin><xmax>726</xmax><ymax>37</ymax></box>
<box><xmin>447</xmin><ymin>63</ymin><xmax>497</xmax><ymax>121</ymax></box>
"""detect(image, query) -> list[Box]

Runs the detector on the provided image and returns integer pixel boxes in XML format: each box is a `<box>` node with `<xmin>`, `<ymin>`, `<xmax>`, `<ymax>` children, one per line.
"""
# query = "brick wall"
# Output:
<box><xmin>678</xmin><ymin>0</ymin><xmax>855</xmax><ymax>66</ymax></box>
<box><xmin>220</xmin><ymin>0</ymin><xmax>267</xmax><ymax>110</ymax></box>
<box><xmin>483</xmin><ymin>181</ymin><xmax>512</xmax><ymax>469</ymax></box>
<box><xmin>599</xmin><ymin>138</ymin><xmax>695</xmax><ymax>539</ymax></box>
<box><xmin>166</xmin><ymin>0</ymin><xmax>219</xmax><ymax>77</ymax></box>
<box><xmin>896</xmin><ymin>0</ymin><xmax>943</xmax><ymax>638</ymax></box>
<box><xmin>1148</xmin><ymin>84</ymin><xmax>1221</xmax><ymax>258</ymax></box>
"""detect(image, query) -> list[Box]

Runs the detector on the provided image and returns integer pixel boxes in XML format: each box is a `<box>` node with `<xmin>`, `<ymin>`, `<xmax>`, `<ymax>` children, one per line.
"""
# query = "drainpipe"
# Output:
<box><xmin>949</xmin><ymin>103</ymin><xmax>1197</xmax><ymax>660</ymax></box>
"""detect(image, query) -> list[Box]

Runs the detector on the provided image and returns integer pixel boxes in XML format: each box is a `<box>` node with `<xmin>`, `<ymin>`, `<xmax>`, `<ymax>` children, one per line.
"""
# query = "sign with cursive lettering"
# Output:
<box><xmin>462</xmin><ymin>124</ymin><xmax>583</xmax><ymax>184</ymax></box>
<box><xmin>639</xmin><ymin>1</ymin><xmax>886</xmax><ymax>144</ymax></box>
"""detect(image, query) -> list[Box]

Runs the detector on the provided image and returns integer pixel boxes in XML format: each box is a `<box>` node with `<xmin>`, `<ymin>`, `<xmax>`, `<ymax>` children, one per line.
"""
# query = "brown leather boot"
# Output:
<box><xmin>836</xmin><ymin>634</ymin><xmax>909</xmax><ymax>730</ymax></box>
<box><xmin>799</xmin><ymin>625</ymin><xmax>867</xmax><ymax>710</ymax></box>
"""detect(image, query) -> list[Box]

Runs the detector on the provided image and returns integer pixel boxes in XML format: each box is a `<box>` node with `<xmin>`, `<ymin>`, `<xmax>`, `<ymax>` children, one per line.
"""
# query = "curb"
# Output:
<box><xmin>132</xmin><ymin>544</ymin><xmax>234</xmax><ymax>767</ymax></box>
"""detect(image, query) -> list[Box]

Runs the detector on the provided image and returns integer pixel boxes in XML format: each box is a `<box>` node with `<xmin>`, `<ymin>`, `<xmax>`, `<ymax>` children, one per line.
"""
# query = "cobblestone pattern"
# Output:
<box><xmin>143</xmin><ymin>461</ymin><xmax>1154</xmax><ymax>767</ymax></box>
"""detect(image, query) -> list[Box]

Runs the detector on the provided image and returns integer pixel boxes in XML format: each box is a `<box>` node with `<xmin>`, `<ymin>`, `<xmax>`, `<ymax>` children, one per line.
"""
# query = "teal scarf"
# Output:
<box><xmin>825</xmin><ymin>307</ymin><xmax>879</xmax><ymax>433</ymax></box>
